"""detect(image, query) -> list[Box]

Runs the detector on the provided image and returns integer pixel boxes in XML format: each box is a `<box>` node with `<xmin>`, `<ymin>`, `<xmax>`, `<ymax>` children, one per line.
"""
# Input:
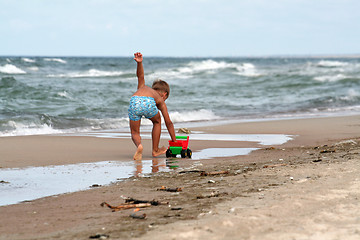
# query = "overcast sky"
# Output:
<box><xmin>1</xmin><ymin>0</ymin><xmax>359</xmax><ymax>57</ymax></box>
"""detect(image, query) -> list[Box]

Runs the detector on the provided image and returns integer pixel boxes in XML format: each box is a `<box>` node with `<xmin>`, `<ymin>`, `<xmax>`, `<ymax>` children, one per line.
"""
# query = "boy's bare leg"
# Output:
<box><xmin>130</xmin><ymin>120</ymin><xmax>143</xmax><ymax>160</ymax></box>
<box><xmin>150</xmin><ymin>113</ymin><xmax>167</xmax><ymax>157</ymax></box>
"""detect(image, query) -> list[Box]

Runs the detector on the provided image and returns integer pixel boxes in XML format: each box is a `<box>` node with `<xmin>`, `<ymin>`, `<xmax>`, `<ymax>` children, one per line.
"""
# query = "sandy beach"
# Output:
<box><xmin>1</xmin><ymin>115</ymin><xmax>360</xmax><ymax>239</ymax></box>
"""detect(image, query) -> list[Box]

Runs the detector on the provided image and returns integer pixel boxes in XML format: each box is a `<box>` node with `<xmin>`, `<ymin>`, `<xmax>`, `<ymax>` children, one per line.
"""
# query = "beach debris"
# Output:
<box><xmin>171</xmin><ymin>207</ymin><xmax>182</xmax><ymax>210</ymax></box>
<box><xmin>101</xmin><ymin>202</ymin><xmax>152</xmax><ymax>211</ymax></box>
<box><xmin>265</xmin><ymin>147</ymin><xmax>276</xmax><ymax>150</ymax></box>
<box><xmin>90</xmin><ymin>184</ymin><xmax>102</xmax><ymax>188</ymax></box>
<box><xmin>0</xmin><ymin>180</ymin><xmax>10</xmax><ymax>184</ymax></box>
<box><xmin>208</xmin><ymin>180</ymin><xmax>216</xmax><ymax>183</ymax></box>
<box><xmin>200</xmin><ymin>170</ymin><xmax>229</xmax><ymax>176</ymax></box>
<box><xmin>89</xmin><ymin>234</ymin><xmax>110</xmax><ymax>239</ymax></box>
<box><xmin>130</xmin><ymin>212</ymin><xmax>147</xmax><ymax>219</ymax></box>
<box><xmin>197</xmin><ymin>191</ymin><xmax>227</xmax><ymax>199</ymax></box>
<box><xmin>101</xmin><ymin>196</ymin><xmax>169</xmax><ymax>212</ymax></box>
<box><xmin>312</xmin><ymin>158</ymin><xmax>322</xmax><ymax>163</ymax></box>
<box><xmin>178</xmin><ymin>128</ymin><xmax>191</xmax><ymax>134</ymax></box>
<box><xmin>179</xmin><ymin>170</ymin><xmax>204</xmax><ymax>174</ymax></box>
<box><xmin>263</xmin><ymin>163</ymin><xmax>287</xmax><ymax>168</ymax></box>
<box><xmin>123</xmin><ymin>197</ymin><xmax>169</xmax><ymax>206</ymax></box>
<box><xmin>320</xmin><ymin>149</ymin><xmax>336</xmax><ymax>153</ymax></box>
<box><xmin>157</xmin><ymin>186</ymin><xmax>183</xmax><ymax>192</ymax></box>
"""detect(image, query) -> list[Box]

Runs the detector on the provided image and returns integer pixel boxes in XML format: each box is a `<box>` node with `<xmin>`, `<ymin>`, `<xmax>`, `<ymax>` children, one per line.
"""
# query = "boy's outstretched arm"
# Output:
<box><xmin>134</xmin><ymin>52</ymin><xmax>145</xmax><ymax>89</ymax></box>
<box><xmin>157</xmin><ymin>101</ymin><xmax>176</xmax><ymax>142</ymax></box>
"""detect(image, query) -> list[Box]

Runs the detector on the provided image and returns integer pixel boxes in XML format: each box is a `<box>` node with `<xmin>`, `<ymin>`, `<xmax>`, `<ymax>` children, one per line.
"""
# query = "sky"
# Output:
<box><xmin>1</xmin><ymin>0</ymin><xmax>359</xmax><ymax>57</ymax></box>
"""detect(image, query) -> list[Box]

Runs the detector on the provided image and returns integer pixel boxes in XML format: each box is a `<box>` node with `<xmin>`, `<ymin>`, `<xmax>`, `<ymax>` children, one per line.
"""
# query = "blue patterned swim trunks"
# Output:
<box><xmin>128</xmin><ymin>96</ymin><xmax>159</xmax><ymax>121</ymax></box>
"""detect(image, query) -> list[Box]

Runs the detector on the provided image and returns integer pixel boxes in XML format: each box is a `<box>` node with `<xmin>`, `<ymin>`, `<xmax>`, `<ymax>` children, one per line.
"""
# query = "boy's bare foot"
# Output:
<box><xmin>152</xmin><ymin>146</ymin><xmax>167</xmax><ymax>157</ymax></box>
<box><xmin>133</xmin><ymin>144</ymin><xmax>143</xmax><ymax>160</ymax></box>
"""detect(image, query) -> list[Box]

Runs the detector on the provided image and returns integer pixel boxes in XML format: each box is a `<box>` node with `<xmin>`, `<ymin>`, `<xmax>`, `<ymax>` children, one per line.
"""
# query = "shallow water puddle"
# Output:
<box><xmin>0</xmin><ymin>133</ymin><xmax>294</xmax><ymax>206</ymax></box>
<box><xmin>0</xmin><ymin>159</ymin><xmax>168</xmax><ymax>206</ymax></box>
<box><xmin>0</xmin><ymin>147</ymin><xmax>259</xmax><ymax>206</ymax></box>
<box><xmin>78</xmin><ymin>132</ymin><xmax>293</xmax><ymax>146</ymax></box>
<box><xmin>191</xmin><ymin>147</ymin><xmax>259</xmax><ymax>160</ymax></box>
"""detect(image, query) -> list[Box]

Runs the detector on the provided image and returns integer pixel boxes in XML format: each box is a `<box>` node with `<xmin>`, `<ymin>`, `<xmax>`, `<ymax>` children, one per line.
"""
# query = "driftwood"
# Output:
<box><xmin>179</xmin><ymin>170</ymin><xmax>204</xmax><ymax>174</ymax></box>
<box><xmin>101</xmin><ymin>196</ymin><xmax>169</xmax><ymax>212</ymax></box>
<box><xmin>124</xmin><ymin>197</ymin><xmax>168</xmax><ymax>206</ymax></box>
<box><xmin>100</xmin><ymin>202</ymin><xmax>151</xmax><ymax>211</ymax></box>
<box><xmin>200</xmin><ymin>170</ymin><xmax>229</xmax><ymax>176</ymax></box>
<box><xmin>197</xmin><ymin>192</ymin><xmax>228</xmax><ymax>199</ymax></box>
<box><xmin>263</xmin><ymin>163</ymin><xmax>287</xmax><ymax>168</ymax></box>
<box><xmin>157</xmin><ymin>186</ymin><xmax>183</xmax><ymax>192</ymax></box>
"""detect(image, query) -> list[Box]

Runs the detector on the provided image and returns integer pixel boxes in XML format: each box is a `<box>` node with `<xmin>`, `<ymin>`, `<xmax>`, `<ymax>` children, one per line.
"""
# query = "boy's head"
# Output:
<box><xmin>152</xmin><ymin>79</ymin><xmax>170</xmax><ymax>100</ymax></box>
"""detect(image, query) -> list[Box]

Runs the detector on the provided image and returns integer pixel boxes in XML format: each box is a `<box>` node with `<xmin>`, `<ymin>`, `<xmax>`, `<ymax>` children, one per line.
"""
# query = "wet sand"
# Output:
<box><xmin>0</xmin><ymin>115</ymin><xmax>360</xmax><ymax>239</ymax></box>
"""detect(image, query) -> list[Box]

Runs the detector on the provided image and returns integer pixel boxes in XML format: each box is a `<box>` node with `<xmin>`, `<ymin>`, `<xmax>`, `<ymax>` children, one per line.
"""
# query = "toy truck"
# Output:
<box><xmin>166</xmin><ymin>136</ymin><xmax>192</xmax><ymax>158</ymax></box>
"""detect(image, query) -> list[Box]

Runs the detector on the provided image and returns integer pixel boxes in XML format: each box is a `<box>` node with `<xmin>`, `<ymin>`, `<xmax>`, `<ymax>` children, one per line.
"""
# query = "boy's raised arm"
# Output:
<box><xmin>134</xmin><ymin>52</ymin><xmax>145</xmax><ymax>89</ymax></box>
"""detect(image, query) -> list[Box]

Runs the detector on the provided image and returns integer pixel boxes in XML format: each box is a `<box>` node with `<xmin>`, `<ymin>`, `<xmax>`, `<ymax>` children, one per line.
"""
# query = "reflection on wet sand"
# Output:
<box><xmin>134</xmin><ymin>158</ymin><xmax>168</xmax><ymax>177</ymax></box>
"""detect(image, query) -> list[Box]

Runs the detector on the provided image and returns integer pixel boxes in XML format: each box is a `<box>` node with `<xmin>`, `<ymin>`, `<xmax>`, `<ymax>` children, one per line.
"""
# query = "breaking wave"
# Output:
<box><xmin>149</xmin><ymin>59</ymin><xmax>260</xmax><ymax>80</ymax></box>
<box><xmin>44</xmin><ymin>58</ymin><xmax>67</xmax><ymax>64</ymax></box>
<box><xmin>48</xmin><ymin>69</ymin><xmax>125</xmax><ymax>78</ymax></box>
<box><xmin>317</xmin><ymin>60</ymin><xmax>349</xmax><ymax>68</ymax></box>
<box><xmin>0</xmin><ymin>64</ymin><xmax>26</xmax><ymax>74</ymax></box>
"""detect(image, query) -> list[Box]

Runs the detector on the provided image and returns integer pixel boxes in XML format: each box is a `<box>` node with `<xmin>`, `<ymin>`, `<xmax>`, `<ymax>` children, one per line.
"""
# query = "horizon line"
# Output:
<box><xmin>1</xmin><ymin>53</ymin><xmax>360</xmax><ymax>58</ymax></box>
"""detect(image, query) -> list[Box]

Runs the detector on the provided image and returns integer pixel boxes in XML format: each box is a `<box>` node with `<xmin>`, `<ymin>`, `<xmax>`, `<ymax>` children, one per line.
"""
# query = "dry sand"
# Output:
<box><xmin>0</xmin><ymin>115</ymin><xmax>360</xmax><ymax>239</ymax></box>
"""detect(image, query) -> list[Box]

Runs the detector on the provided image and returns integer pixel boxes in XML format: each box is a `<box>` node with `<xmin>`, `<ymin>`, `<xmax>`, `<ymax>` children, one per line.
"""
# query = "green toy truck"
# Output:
<box><xmin>166</xmin><ymin>136</ymin><xmax>192</xmax><ymax>158</ymax></box>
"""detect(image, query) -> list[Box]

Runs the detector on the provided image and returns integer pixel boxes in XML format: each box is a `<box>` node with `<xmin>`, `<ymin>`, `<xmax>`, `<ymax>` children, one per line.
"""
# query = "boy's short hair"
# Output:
<box><xmin>152</xmin><ymin>79</ymin><xmax>170</xmax><ymax>98</ymax></box>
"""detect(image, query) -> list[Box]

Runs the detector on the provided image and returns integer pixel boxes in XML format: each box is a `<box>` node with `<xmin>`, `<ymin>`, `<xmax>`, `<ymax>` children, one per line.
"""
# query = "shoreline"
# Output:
<box><xmin>1</xmin><ymin>114</ymin><xmax>360</xmax><ymax>239</ymax></box>
<box><xmin>1</xmin><ymin>114</ymin><xmax>360</xmax><ymax>169</ymax></box>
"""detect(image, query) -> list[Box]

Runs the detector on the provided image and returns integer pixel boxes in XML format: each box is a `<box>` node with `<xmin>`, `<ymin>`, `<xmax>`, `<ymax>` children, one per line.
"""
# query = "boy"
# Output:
<box><xmin>128</xmin><ymin>52</ymin><xmax>176</xmax><ymax>160</ymax></box>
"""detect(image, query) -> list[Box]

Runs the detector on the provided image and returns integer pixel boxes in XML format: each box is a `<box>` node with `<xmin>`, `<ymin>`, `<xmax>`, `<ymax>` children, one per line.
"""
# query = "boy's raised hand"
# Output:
<box><xmin>134</xmin><ymin>52</ymin><xmax>143</xmax><ymax>63</ymax></box>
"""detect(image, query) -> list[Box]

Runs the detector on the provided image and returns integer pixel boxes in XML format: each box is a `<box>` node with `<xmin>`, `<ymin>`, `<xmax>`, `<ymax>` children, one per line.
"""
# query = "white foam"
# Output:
<box><xmin>170</xmin><ymin>109</ymin><xmax>220</xmax><ymax>123</ymax></box>
<box><xmin>317</xmin><ymin>60</ymin><xmax>349</xmax><ymax>68</ymax></box>
<box><xmin>27</xmin><ymin>66</ymin><xmax>39</xmax><ymax>71</ymax></box>
<box><xmin>0</xmin><ymin>64</ymin><xmax>26</xmax><ymax>74</ymax></box>
<box><xmin>314</xmin><ymin>74</ymin><xmax>348</xmax><ymax>82</ymax></box>
<box><xmin>44</xmin><ymin>58</ymin><xmax>67</xmax><ymax>64</ymax></box>
<box><xmin>0</xmin><ymin>121</ymin><xmax>64</xmax><ymax>137</ymax></box>
<box><xmin>187</xmin><ymin>59</ymin><xmax>233</xmax><ymax>71</ymax></box>
<box><xmin>21</xmin><ymin>58</ymin><xmax>36</xmax><ymax>63</ymax></box>
<box><xmin>48</xmin><ymin>69</ymin><xmax>124</xmax><ymax>78</ymax></box>
<box><xmin>148</xmin><ymin>60</ymin><xmax>260</xmax><ymax>80</ymax></box>
<box><xmin>235</xmin><ymin>63</ymin><xmax>261</xmax><ymax>77</ymax></box>
<box><xmin>57</xmin><ymin>91</ymin><xmax>72</xmax><ymax>99</ymax></box>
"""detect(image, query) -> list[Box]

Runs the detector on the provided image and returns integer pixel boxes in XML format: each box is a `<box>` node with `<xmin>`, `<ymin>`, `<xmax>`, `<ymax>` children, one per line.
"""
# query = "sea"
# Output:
<box><xmin>1</xmin><ymin>56</ymin><xmax>360</xmax><ymax>137</ymax></box>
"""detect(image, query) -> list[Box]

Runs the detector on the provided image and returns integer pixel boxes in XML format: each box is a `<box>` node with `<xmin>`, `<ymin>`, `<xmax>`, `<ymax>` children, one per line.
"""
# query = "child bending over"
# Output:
<box><xmin>128</xmin><ymin>52</ymin><xmax>176</xmax><ymax>160</ymax></box>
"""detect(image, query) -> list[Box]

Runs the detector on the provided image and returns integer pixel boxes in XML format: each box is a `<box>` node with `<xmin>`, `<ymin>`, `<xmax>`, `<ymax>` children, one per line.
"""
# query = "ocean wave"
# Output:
<box><xmin>149</xmin><ymin>60</ymin><xmax>260</xmax><ymax>80</ymax></box>
<box><xmin>187</xmin><ymin>59</ymin><xmax>235</xmax><ymax>72</ymax></box>
<box><xmin>22</xmin><ymin>58</ymin><xmax>36</xmax><ymax>63</ymax></box>
<box><xmin>0</xmin><ymin>64</ymin><xmax>26</xmax><ymax>74</ymax></box>
<box><xmin>48</xmin><ymin>69</ymin><xmax>125</xmax><ymax>78</ymax></box>
<box><xmin>27</xmin><ymin>67</ymin><xmax>39</xmax><ymax>71</ymax></box>
<box><xmin>235</xmin><ymin>63</ymin><xmax>261</xmax><ymax>77</ymax></box>
<box><xmin>313</xmin><ymin>74</ymin><xmax>349</xmax><ymax>82</ymax></box>
<box><xmin>170</xmin><ymin>109</ymin><xmax>220</xmax><ymax>122</ymax></box>
<box><xmin>44</xmin><ymin>58</ymin><xmax>67</xmax><ymax>64</ymax></box>
<box><xmin>0</xmin><ymin>121</ymin><xmax>65</xmax><ymax>137</ymax></box>
<box><xmin>57</xmin><ymin>91</ymin><xmax>73</xmax><ymax>99</ymax></box>
<box><xmin>0</xmin><ymin>117</ymin><xmax>131</xmax><ymax>137</ymax></box>
<box><xmin>339</xmin><ymin>89</ymin><xmax>359</xmax><ymax>101</ymax></box>
<box><xmin>316</xmin><ymin>60</ymin><xmax>349</xmax><ymax>68</ymax></box>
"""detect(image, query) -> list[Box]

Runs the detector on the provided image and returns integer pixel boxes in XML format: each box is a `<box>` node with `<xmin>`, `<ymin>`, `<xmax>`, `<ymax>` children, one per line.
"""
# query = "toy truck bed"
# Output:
<box><xmin>166</xmin><ymin>136</ymin><xmax>192</xmax><ymax>158</ymax></box>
